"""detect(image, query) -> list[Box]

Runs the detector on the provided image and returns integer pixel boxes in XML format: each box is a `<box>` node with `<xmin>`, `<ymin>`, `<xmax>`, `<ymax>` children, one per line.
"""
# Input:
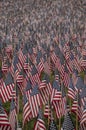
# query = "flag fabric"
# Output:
<box><xmin>43</xmin><ymin>54</ymin><xmax>51</xmax><ymax>75</ymax></box>
<box><xmin>36</xmin><ymin>58</ymin><xmax>44</xmax><ymax>75</ymax></box>
<box><xmin>34</xmin><ymin>109</ymin><xmax>46</xmax><ymax>130</ymax></box>
<box><xmin>80</xmin><ymin>55</ymin><xmax>86</xmax><ymax>70</ymax></box>
<box><xmin>9</xmin><ymin>99</ymin><xmax>17</xmax><ymax>130</ymax></box>
<box><xmin>62</xmin><ymin>65</ymin><xmax>70</xmax><ymax>88</ymax></box>
<box><xmin>23</xmin><ymin>93</ymin><xmax>32</xmax><ymax>126</ymax></box>
<box><xmin>39</xmin><ymin>74</ymin><xmax>52</xmax><ymax>105</ymax></box>
<box><xmin>80</xmin><ymin>87</ymin><xmax>86</xmax><ymax>107</ymax></box>
<box><xmin>13</xmin><ymin>54</ymin><xmax>20</xmax><ymax>82</ymax></box>
<box><xmin>16</xmin><ymin>70</ymin><xmax>24</xmax><ymax>94</ymax></box>
<box><xmin>44</xmin><ymin>103</ymin><xmax>51</xmax><ymax>120</ymax></box>
<box><xmin>61</xmin><ymin>84</ymin><xmax>67</xmax><ymax>116</ymax></box>
<box><xmin>51</xmin><ymin>78</ymin><xmax>61</xmax><ymax>102</ymax></box>
<box><xmin>0</xmin><ymin>72</ymin><xmax>16</xmax><ymax>103</ymax></box>
<box><xmin>39</xmin><ymin>79</ymin><xmax>48</xmax><ymax>105</ymax></box>
<box><xmin>0</xmin><ymin>100</ymin><xmax>11</xmax><ymax>130</ymax></box>
<box><xmin>29</xmin><ymin>84</ymin><xmax>41</xmax><ymax>118</ymax></box>
<box><xmin>25</xmin><ymin>79</ymin><xmax>32</xmax><ymax>99</ymax></box>
<box><xmin>30</xmin><ymin>65</ymin><xmax>41</xmax><ymax>86</ymax></box>
<box><xmin>2</xmin><ymin>60</ymin><xmax>8</xmax><ymax>74</ymax></box>
<box><xmin>43</xmin><ymin>74</ymin><xmax>52</xmax><ymax>98</ymax></box>
<box><xmin>51</xmin><ymin>78</ymin><xmax>62</xmax><ymax>118</ymax></box>
<box><xmin>48</xmin><ymin>119</ymin><xmax>58</xmax><ymax>130</ymax></box>
<box><xmin>24</xmin><ymin>56</ymin><xmax>29</xmax><ymax>71</ymax></box>
<box><xmin>68</xmin><ymin>78</ymin><xmax>76</xmax><ymax>100</ymax></box>
<box><xmin>18</xmin><ymin>49</ymin><xmax>26</xmax><ymax>67</ymax></box>
<box><xmin>71</xmin><ymin>94</ymin><xmax>82</xmax><ymax>120</ymax></box>
<box><xmin>75</xmin><ymin>76</ymin><xmax>84</xmax><ymax>93</ymax></box>
<box><xmin>80</xmin><ymin>103</ymin><xmax>86</xmax><ymax>125</ymax></box>
<box><xmin>62</xmin><ymin>112</ymin><xmax>75</xmax><ymax>130</ymax></box>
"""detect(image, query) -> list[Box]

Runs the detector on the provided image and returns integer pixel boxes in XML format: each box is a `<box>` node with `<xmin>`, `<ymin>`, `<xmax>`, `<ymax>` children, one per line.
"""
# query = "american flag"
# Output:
<box><xmin>23</xmin><ymin>93</ymin><xmax>32</xmax><ymax>126</ymax></box>
<box><xmin>71</xmin><ymin>94</ymin><xmax>82</xmax><ymax>120</ymax></box>
<box><xmin>5</xmin><ymin>44</ymin><xmax>13</xmax><ymax>53</ymax></box>
<box><xmin>80</xmin><ymin>55</ymin><xmax>86</xmax><ymax>70</ymax></box>
<box><xmin>68</xmin><ymin>78</ymin><xmax>76</xmax><ymax>100</ymax></box>
<box><xmin>0</xmin><ymin>100</ymin><xmax>11</xmax><ymax>130</ymax></box>
<box><xmin>15</xmin><ymin>85</ymin><xmax>19</xmax><ymax>113</ymax></box>
<box><xmin>29</xmin><ymin>84</ymin><xmax>41</xmax><ymax>118</ymax></box>
<box><xmin>34</xmin><ymin>108</ymin><xmax>46</xmax><ymax>130</ymax></box>
<box><xmin>9</xmin><ymin>99</ymin><xmax>17</xmax><ymax>130</ymax></box>
<box><xmin>62</xmin><ymin>112</ymin><xmax>75</xmax><ymax>130</ymax></box>
<box><xmin>13</xmin><ymin>54</ymin><xmax>20</xmax><ymax>81</ymax></box>
<box><xmin>54</xmin><ymin>69</ymin><xmax>59</xmax><ymax>82</ymax></box>
<box><xmin>51</xmin><ymin>79</ymin><xmax>62</xmax><ymax>118</ymax></box>
<box><xmin>61</xmin><ymin>84</ymin><xmax>67</xmax><ymax>116</ymax></box>
<box><xmin>48</xmin><ymin>119</ymin><xmax>58</xmax><ymax>130</ymax></box>
<box><xmin>80</xmin><ymin>87</ymin><xmax>86</xmax><ymax>107</ymax></box>
<box><xmin>16</xmin><ymin>70</ymin><xmax>24</xmax><ymax>94</ymax></box>
<box><xmin>44</xmin><ymin>103</ymin><xmax>51</xmax><ymax>120</ymax></box>
<box><xmin>23</xmin><ymin>56</ymin><xmax>29</xmax><ymax>71</ymax></box>
<box><xmin>51</xmin><ymin>79</ymin><xmax>61</xmax><ymax>102</ymax></box>
<box><xmin>80</xmin><ymin>103</ymin><xmax>86</xmax><ymax>125</ymax></box>
<box><xmin>18</xmin><ymin>49</ymin><xmax>26</xmax><ymax>67</ymax></box>
<box><xmin>30</xmin><ymin>65</ymin><xmax>41</xmax><ymax>86</ymax></box>
<box><xmin>14</xmin><ymin>54</ymin><xmax>22</xmax><ymax>72</ymax></box>
<box><xmin>72</xmin><ymin>69</ymin><xmax>78</xmax><ymax>87</ymax></box>
<box><xmin>25</xmin><ymin>79</ymin><xmax>32</xmax><ymax>100</ymax></box>
<box><xmin>75</xmin><ymin>76</ymin><xmax>84</xmax><ymax>93</ymax></box>
<box><xmin>36</xmin><ymin>57</ymin><xmax>44</xmax><ymax>75</ymax></box>
<box><xmin>63</xmin><ymin>65</ymin><xmax>70</xmax><ymax>88</ymax></box>
<box><xmin>2</xmin><ymin>60</ymin><xmax>8</xmax><ymax>74</ymax></box>
<box><xmin>70</xmin><ymin>52</ymin><xmax>81</xmax><ymax>72</ymax></box>
<box><xmin>82</xmin><ymin>49</ymin><xmax>86</xmax><ymax>56</ymax></box>
<box><xmin>51</xmin><ymin>52</ymin><xmax>57</xmax><ymax>65</ymax></box>
<box><xmin>39</xmin><ymin>79</ymin><xmax>48</xmax><ymax>105</ymax></box>
<box><xmin>43</xmin><ymin>54</ymin><xmax>51</xmax><ymax>75</ymax></box>
<box><xmin>64</xmin><ymin>43</ymin><xmax>70</xmax><ymax>61</ymax></box>
<box><xmin>43</xmin><ymin>74</ymin><xmax>52</xmax><ymax>99</ymax></box>
<box><xmin>0</xmin><ymin>72</ymin><xmax>16</xmax><ymax>103</ymax></box>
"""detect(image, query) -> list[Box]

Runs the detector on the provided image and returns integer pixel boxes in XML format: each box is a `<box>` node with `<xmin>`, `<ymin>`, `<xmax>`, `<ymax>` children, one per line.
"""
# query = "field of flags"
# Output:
<box><xmin>0</xmin><ymin>38</ymin><xmax>86</xmax><ymax>130</ymax></box>
<box><xmin>0</xmin><ymin>0</ymin><xmax>86</xmax><ymax>130</ymax></box>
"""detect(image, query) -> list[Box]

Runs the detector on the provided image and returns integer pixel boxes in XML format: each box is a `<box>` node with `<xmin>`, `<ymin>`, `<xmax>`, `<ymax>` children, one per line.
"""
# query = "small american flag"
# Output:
<box><xmin>51</xmin><ymin>78</ymin><xmax>62</xmax><ymax>118</ymax></box>
<box><xmin>25</xmin><ymin>79</ymin><xmax>32</xmax><ymax>99</ymax></box>
<box><xmin>75</xmin><ymin>76</ymin><xmax>84</xmax><ymax>93</ymax></box>
<box><xmin>23</xmin><ymin>93</ymin><xmax>32</xmax><ymax>126</ymax></box>
<box><xmin>18</xmin><ymin>49</ymin><xmax>26</xmax><ymax>67</ymax></box>
<box><xmin>9</xmin><ymin>99</ymin><xmax>17</xmax><ymax>130</ymax></box>
<box><xmin>80</xmin><ymin>103</ymin><xmax>86</xmax><ymax>125</ymax></box>
<box><xmin>0</xmin><ymin>72</ymin><xmax>16</xmax><ymax>103</ymax></box>
<box><xmin>34</xmin><ymin>108</ymin><xmax>46</xmax><ymax>130</ymax></box>
<box><xmin>0</xmin><ymin>100</ymin><xmax>11</xmax><ymax>130</ymax></box>
<box><xmin>68</xmin><ymin>78</ymin><xmax>76</xmax><ymax>100</ymax></box>
<box><xmin>62</xmin><ymin>65</ymin><xmax>70</xmax><ymax>88</ymax></box>
<box><xmin>36</xmin><ymin>57</ymin><xmax>44</xmax><ymax>75</ymax></box>
<box><xmin>48</xmin><ymin>119</ymin><xmax>58</xmax><ymax>130</ymax></box>
<box><xmin>30</xmin><ymin>65</ymin><xmax>41</xmax><ymax>86</ymax></box>
<box><xmin>39</xmin><ymin>79</ymin><xmax>48</xmax><ymax>105</ymax></box>
<box><xmin>29</xmin><ymin>84</ymin><xmax>41</xmax><ymax>118</ymax></box>
<box><xmin>44</xmin><ymin>103</ymin><xmax>51</xmax><ymax>120</ymax></box>
<box><xmin>62</xmin><ymin>112</ymin><xmax>75</xmax><ymax>130</ymax></box>
<box><xmin>71</xmin><ymin>94</ymin><xmax>82</xmax><ymax>120</ymax></box>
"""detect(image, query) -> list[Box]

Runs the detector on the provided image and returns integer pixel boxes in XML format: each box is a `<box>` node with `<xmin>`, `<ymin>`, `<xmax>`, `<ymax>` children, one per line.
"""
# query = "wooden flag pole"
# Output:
<box><xmin>48</xmin><ymin>96</ymin><xmax>50</xmax><ymax>126</ymax></box>
<box><xmin>59</xmin><ymin>116</ymin><xmax>61</xmax><ymax>130</ymax></box>
<box><xmin>76</xmin><ymin>92</ymin><xmax>78</xmax><ymax>130</ymax></box>
<box><xmin>59</xmin><ymin>78</ymin><xmax>62</xmax><ymax>130</ymax></box>
<box><xmin>69</xmin><ymin>98</ymin><xmax>72</xmax><ymax>113</ymax></box>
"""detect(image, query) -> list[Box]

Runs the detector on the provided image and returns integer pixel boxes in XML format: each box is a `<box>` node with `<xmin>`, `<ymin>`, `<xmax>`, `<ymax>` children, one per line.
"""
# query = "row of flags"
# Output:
<box><xmin>0</xmin><ymin>37</ymin><xmax>86</xmax><ymax>129</ymax></box>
